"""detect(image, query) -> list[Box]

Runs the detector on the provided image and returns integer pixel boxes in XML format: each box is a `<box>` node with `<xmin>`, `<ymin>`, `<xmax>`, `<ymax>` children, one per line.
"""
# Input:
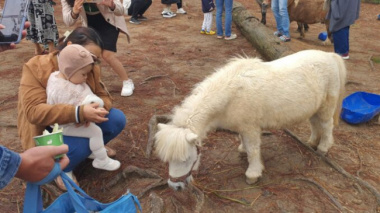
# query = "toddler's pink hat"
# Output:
<box><xmin>58</xmin><ymin>44</ymin><xmax>94</xmax><ymax>79</ymax></box>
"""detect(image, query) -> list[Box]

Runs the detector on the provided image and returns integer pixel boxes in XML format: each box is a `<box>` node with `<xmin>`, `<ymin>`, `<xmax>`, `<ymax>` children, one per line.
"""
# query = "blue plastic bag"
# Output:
<box><xmin>23</xmin><ymin>164</ymin><xmax>142</xmax><ymax>213</ymax></box>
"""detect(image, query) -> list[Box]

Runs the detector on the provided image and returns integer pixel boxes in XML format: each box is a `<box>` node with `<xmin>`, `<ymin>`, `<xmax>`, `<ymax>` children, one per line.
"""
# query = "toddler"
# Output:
<box><xmin>46</xmin><ymin>44</ymin><xmax>121</xmax><ymax>172</ymax></box>
<box><xmin>200</xmin><ymin>0</ymin><xmax>215</xmax><ymax>35</ymax></box>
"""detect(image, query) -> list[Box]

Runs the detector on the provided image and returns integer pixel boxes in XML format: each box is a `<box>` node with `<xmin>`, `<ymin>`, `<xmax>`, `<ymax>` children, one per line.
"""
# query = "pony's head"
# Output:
<box><xmin>154</xmin><ymin>123</ymin><xmax>201</xmax><ymax>191</ymax></box>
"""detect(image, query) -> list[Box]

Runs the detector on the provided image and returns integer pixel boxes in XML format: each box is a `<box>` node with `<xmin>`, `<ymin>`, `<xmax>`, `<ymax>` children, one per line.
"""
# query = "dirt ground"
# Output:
<box><xmin>1</xmin><ymin>0</ymin><xmax>380</xmax><ymax>212</ymax></box>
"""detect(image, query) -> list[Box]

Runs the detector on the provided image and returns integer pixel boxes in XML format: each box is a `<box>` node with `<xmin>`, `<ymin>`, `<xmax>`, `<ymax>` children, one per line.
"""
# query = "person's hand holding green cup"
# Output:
<box><xmin>33</xmin><ymin>124</ymin><xmax>65</xmax><ymax>159</ymax></box>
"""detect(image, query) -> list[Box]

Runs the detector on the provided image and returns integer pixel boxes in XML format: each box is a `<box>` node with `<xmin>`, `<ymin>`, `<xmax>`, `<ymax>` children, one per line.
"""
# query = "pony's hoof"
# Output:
<box><xmin>246</xmin><ymin>177</ymin><xmax>259</xmax><ymax>185</ymax></box>
<box><xmin>316</xmin><ymin>149</ymin><xmax>327</xmax><ymax>156</ymax></box>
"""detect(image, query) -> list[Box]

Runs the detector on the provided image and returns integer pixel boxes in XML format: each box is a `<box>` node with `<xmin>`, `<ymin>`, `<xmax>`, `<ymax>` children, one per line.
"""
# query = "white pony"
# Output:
<box><xmin>155</xmin><ymin>50</ymin><xmax>346</xmax><ymax>190</ymax></box>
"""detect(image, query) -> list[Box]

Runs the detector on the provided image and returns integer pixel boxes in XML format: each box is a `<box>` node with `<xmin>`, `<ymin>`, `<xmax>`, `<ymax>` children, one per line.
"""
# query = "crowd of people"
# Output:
<box><xmin>0</xmin><ymin>0</ymin><xmax>361</xmax><ymax>201</ymax></box>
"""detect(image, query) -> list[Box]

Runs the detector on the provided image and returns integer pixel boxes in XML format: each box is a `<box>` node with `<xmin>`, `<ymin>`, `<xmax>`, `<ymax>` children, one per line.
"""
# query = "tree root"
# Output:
<box><xmin>188</xmin><ymin>184</ymin><xmax>205</xmax><ymax>213</ymax></box>
<box><xmin>137</xmin><ymin>179</ymin><xmax>167</xmax><ymax>198</ymax></box>
<box><xmin>284</xmin><ymin>129</ymin><xmax>380</xmax><ymax>205</ymax></box>
<box><xmin>170</xmin><ymin>196</ymin><xmax>184</xmax><ymax>213</ymax></box>
<box><xmin>148</xmin><ymin>192</ymin><xmax>165</xmax><ymax>213</ymax></box>
<box><xmin>294</xmin><ymin>177</ymin><xmax>344</xmax><ymax>212</ymax></box>
<box><xmin>106</xmin><ymin>165</ymin><xmax>162</xmax><ymax>189</ymax></box>
<box><xmin>146</xmin><ymin>114</ymin><xmax>172</xmax><ymax>158</ymax></box>
<box><xmin>41</xmin><ymin>183</ymin><xmax>63</xmax><ymax>206</ymax></box>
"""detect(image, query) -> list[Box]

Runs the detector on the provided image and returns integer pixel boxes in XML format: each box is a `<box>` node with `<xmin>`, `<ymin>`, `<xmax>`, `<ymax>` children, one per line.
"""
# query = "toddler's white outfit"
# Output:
<box><xmin>46</xmin><ymin>45</ymin><xmax>120</xmax><ymax>171</ymax></box>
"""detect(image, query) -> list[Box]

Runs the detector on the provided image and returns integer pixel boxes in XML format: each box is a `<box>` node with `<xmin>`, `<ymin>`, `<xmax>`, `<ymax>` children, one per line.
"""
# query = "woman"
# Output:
<box><xmin>18</xmin><ymin>27</ymin><xmax>126</xmax><ymax>190</ymax></box>
<box><xmin>61</xmin><ymin>0</ymin><xmax>134</xmax><ymax>96</ymax></box>
<box><xmin>26</xmin><ymin>0</ymin><xmax>59</xmax><ymax>54</ymax></box>
<box><xmin>215</xmin><ymin>0</ymin><xmax>237</xmax><ymax>40</ymax></box>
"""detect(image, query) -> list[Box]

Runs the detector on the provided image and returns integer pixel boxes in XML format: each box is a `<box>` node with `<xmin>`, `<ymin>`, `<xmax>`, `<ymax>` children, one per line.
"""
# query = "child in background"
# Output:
<box><xmin>200</xmin><ymin>0</ymin><xmax>215</xmax><ymax>35</ymax></box>
<box><xmin>46</xmin><ymin>44</ymin><xmax>121</xmax><ymax>175</ymax></box>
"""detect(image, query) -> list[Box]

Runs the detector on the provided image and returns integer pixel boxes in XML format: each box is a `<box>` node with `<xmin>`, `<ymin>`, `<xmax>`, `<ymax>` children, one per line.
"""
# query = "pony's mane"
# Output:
<box><xmin>154</xmin><ymin>125</ymin><xmax>193</xmax><ymax>162</ymax></box>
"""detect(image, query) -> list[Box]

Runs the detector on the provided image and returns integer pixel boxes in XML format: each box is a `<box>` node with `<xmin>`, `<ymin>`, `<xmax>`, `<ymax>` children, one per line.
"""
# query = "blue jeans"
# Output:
<box><xmin>332</xmin><ymin>26</ymin><xmax>350</xmax><ymax>55</ymax></box>
<box><xmin>271</xmin><ymin>0</ymin><xmax>290</xmax><ymax>37</ymax></box>
<box><xmin>216</xmin><ymin>0</ymin><xmax>233</xmax><ymax>37</ymax></box>
<box><xmin>61</xmin><ymin>108</ymin><xmax>126</xmax><ymax>172</ymax></box>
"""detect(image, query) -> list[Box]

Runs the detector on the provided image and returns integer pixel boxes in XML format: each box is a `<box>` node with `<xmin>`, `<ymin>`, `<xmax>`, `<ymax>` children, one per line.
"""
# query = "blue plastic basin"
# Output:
<box><xmin>341</xmin><ymin>91</ymin><xmax>380</xmax><ymax>124</ymax></box>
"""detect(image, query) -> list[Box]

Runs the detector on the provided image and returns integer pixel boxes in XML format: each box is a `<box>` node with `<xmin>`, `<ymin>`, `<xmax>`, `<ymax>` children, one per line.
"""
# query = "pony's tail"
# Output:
<box><xmin>333</xmin><ymin>54</ymin><xmax>347</xmax><ymax>126</ymax></box>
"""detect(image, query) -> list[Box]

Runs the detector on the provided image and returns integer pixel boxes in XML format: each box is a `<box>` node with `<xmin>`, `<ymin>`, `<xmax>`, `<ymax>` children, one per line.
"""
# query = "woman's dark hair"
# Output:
<box><xmin>57</xmin><ymin>27</ymin><xmax>104</xmax><ymax>51</ymax></box>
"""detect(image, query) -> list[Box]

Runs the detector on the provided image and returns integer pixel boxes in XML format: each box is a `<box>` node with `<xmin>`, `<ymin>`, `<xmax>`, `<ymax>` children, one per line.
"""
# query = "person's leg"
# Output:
<box><xmin>131</xmin><ymin>0</ymin><xmax>145</xmax><ymax>19</ymax></box>
<box><xmin>33</xmin><ymin>43</ymin><xmax>43</xmax><ymax>55</ymax></box>
<box><xmin>177</xmin><ymin>0</ymin><xmax>182</xmax><ymax>9</ymax></box>
<box><xmin>62</xmin><ymin>108</ymin><xmax>126</xmax><ymax>172</ymax></box>
<box><xmin>224</xmin><ymin>0</ymin><xmax>233</xmax><ymax>37</ymax></box>
<box><xmin>271</xmin><ymin>0</ymin><xmax>283</xmax><ymax>34</ymax></box>
<box><xmin>332</xmin><ymin>26</ymin><xmax>350</xmax><ymax>56</ymax></box>
<box><xmin>278</xmin><ymin>0</ymin><xmax>290</xmax><ymax>37</ymax></box>
<box><xmin>102</xmin><ymin>50</ymin><xmax>129</xmax><ymax>81</ymax></box>
<box><xmin>128</xmin><ymin>0</ymin><xmax>135</xmax><ymax>16</ymax></box>
<box><xmin>47</xmin><ymin>41</ymin><xmax>55</xmax><ymax>53</ymax></box>
<box><xmin>216</xmin><ymin>0</ymin><xmax>224</xmax><ymax>37</ymax></box>
<box><xmin>97</xmin><ymin>108</ymin><xmax>127</xmax><ymax>143</ymax></box>
<box><xmin>205</xmin><ymin>12</ymin><xmax>213</xmax><ymax>32</ymax></box>
<box><xmin>176</xmin><ymin>0</ymin><xmax>186</xmax><ymax>13</ymax></box>
<box><xmin>201</xmin><ymin>14</ymin><xmax>207</xmax><ymax>32</ymax></box>
<box><xmin>139</xmin><ymin>0</ymin><xmax>152</xmax><ymax>16</ymax></box>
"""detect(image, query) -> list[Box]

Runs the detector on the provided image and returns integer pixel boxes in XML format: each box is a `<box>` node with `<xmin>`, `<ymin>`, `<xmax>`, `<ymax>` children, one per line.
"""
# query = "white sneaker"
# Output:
<box><xmin>162</xmin><ymin>12</ymin><xmax>174</xmax><ymax>18</ymax></box>
<box><xmin>176</xmin><ymin>8</ymin><xmax>187</xmax><ymax>14</ymax></box>
<box><xmin>92</xmin><ymin>158</ymin><xmax>121</xmax><ymax>171</ymax></box>
<box><xmin>121</xmin><ymin>79</ymin><xmax>134</xmax><ymax>96</ymax></box>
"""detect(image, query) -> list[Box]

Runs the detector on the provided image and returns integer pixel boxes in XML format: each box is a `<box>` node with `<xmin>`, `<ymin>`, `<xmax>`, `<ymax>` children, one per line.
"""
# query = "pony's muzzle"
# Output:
<box><xmin>168</xmin><ymin>175</ymin><xmax>193</xmax><ymax>191</ymax></box>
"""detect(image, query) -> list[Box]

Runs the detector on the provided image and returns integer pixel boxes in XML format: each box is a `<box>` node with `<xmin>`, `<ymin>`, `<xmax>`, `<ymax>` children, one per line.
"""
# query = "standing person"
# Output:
<box><xmin>271</xmin><ymin>0</ymin><xmax>291</xmax><ymax>42</ymax></box>
<box><xmin>200</xmin><ymin>0</ymin><xmax>215</xmax><ymax>35</ymax></box>
<box><xmin>46</xmin><ymin>44</ymin><xmax>121</xmax><ymax>173</ymax></box>
<box><xmin>326</xmin><ymin>0</ymin><xmax>360</xmax><ymax>59</ymax></box>
<box><xmin>18</xmin><ymin>27</ymin><xmax>127</xmax><ymax>190</ymax></box>
<box><xmin>124</xmin><ymin>0</ymin><xmax>152</xmax><ymax>24</ymax></box>
<box><xmin>176</xmin><ymin>0</ymin><xmax>187</xmax><ymax>14</ymax></box>
<box><xmin>26</xmin><ymin>0</ymin><xmax>59</xmax><ymax>55</ymax></box>
<box><xmin>215</xmin><ymin>0</ymin><xmax>237</xmax><ymax>40</ymax></box>
<box><xmin>61</xmin><ymin>0</ymin><xmax>135</xmax><ymax>97</ymax></box>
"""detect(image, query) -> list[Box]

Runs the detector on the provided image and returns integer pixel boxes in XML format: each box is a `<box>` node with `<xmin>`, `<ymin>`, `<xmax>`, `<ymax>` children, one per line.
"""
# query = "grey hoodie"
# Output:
<box><xmin>326</xmin><ymin>0</ymin><xmax>360</xmax><ymax>32</ymax></box>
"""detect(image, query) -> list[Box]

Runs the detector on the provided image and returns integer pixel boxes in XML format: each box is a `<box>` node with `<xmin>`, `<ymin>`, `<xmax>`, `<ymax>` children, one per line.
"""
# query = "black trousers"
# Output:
<box><xmin>128</xmin><ymin>0</ymin><xmax>152</xmax><ymax>19</ymax></box>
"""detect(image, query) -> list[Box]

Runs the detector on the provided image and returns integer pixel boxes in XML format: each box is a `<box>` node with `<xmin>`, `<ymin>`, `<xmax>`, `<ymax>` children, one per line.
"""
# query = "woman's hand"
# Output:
<box><xmin>72</xmin><ymin>0</ymin><xmax>85</xmax><ymax>15</ymax></box>
<box><xmin>83</xmin><ymin>103</ymin><xmax>109</xmax><ymax>123</ymax></box>
<box><xmin>98</xmin><ymin>0</ymin><xmax>115</xmax><ymax>10</ymax></box>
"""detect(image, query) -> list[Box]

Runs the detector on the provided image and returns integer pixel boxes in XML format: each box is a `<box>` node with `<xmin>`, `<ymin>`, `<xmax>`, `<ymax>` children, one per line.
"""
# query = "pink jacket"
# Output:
<box><xmin>61</xmin><ymin>0</ymin><xmax>130</xmax><ymax>42</ymax></box>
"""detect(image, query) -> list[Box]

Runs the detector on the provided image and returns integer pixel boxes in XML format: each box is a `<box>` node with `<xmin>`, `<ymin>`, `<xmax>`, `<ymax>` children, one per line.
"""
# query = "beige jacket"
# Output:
<box><xmin>61</xmin><ymin>0</ymin><xmax>130</xmax><ymax>42</ymax></box>
<box><xmin>18</xmin><ymin>52</ymin><xmax>113</xmax><ymax>150</ymax></box>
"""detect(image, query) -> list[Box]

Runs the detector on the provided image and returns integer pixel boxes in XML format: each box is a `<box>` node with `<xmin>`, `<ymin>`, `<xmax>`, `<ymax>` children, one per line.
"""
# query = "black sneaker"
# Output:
<box><xmin>129</xmin><ymin>17</ymin><xmax>141</xmax><ymax>25</ymax></box>
<box><xmin>137</xmin><ymin>15</ymin><xmax>148</xmax><ymax>21</ymax></box>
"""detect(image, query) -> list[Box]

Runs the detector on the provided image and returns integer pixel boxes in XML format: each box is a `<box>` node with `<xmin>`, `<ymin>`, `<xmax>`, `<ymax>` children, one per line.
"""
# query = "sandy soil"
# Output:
<box><xmin>1</xmin><ymin>0</ymin><xmax>380</xmax><ymax>212</ymax></box>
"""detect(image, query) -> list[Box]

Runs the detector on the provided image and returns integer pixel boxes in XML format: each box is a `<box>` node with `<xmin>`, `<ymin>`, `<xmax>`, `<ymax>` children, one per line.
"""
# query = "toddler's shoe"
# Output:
<box><xmin>200</xmin><ymin>30</ymin><xmax>205</xmax><ymax>34</ymax></box>
<box><xmin>93</xmin><ymin>158</ymin><xmax>121</xmax><ymax>171</ymax></box>
<box><xmin>121</xmin><ymin>79</ymin><xmax>134</xmax><ymax>96</ymax></box>
<box><xmin>206</xmin><ymin>30</ymin><xmax>216</xmax><ymax>35</ymax></box>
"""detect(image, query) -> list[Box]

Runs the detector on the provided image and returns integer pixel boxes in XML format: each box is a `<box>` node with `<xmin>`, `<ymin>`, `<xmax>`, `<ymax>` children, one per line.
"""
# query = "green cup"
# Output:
<box><xmin>34</xmin><ymin>132</ymin><xmax>64</xmax><ymax>159</ymax></box>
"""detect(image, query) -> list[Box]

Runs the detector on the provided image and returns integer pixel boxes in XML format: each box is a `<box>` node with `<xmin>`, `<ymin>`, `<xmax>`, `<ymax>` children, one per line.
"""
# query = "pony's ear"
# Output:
<box><xmin>186</xmin><ymin>132</ymin><xmax>198</xmax><ymax>144</ymax></box>
<box><xmin>157</xmin><ymin>123</ymin><xmax>167</xmax><ymax>131</ymax></box>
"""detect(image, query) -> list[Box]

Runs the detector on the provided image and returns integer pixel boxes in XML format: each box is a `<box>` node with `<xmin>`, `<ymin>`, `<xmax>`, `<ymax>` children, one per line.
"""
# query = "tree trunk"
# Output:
<box><xmin>232</xmin><ymin>2</ymin><xmax>293</xmax><ymax>61</ymax></box>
